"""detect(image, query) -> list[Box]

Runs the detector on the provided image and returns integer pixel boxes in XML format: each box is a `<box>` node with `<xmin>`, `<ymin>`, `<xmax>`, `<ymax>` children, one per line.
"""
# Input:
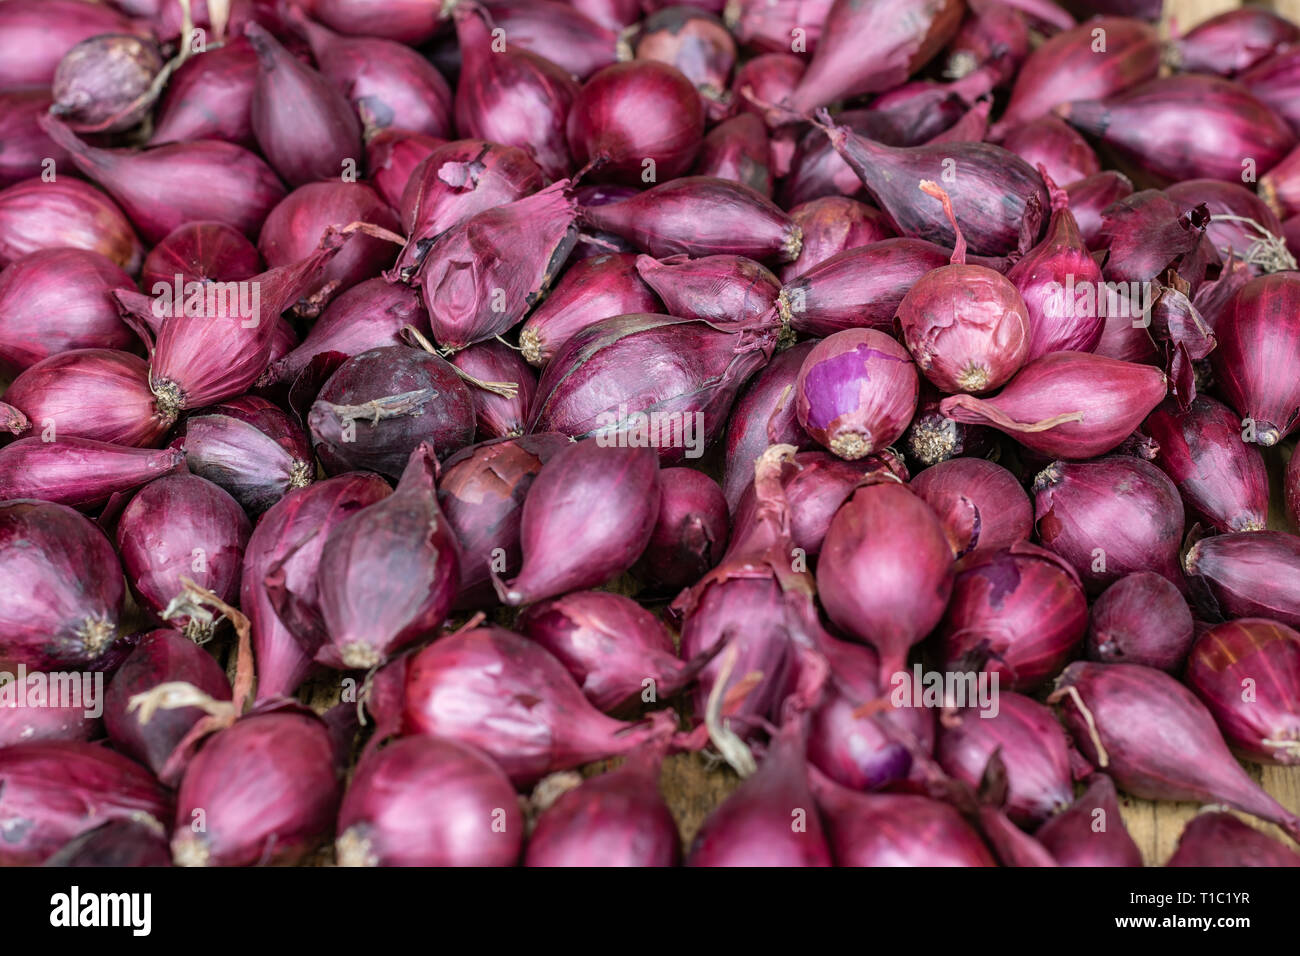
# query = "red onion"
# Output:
<box><xmin>995</xmin><ymin>18</ymin><xmax>1160</xmax><ymax>133</ymax></box>
<box><xmin>172</xmin><ymin>709</ymin><xmax>341</xmax><ymax>866</ymax></box>
<box><xmin>781</xmin><ymin>197</ymin><xmax>896</xmax><ymax>282</ymax></box>
<box><xmin>518</xmin><ymin>252</ymin><xmax>661</xmax><ymax>366</ymax></box>
<box><xmin>924</xmin><ymin>97</ymin><xmax>993</xmax><ymax>145</ymax></box>
<box><xmin>0</xmin><ymin>91</ymin><xmax>69</xmax><ymax>189</ymax></box>
<box><xmin>1033</xmin><ymin>455</ymin><xmax>1184</xmax><ymax>594</ymax></box>
<box><xmin>0</xmin><ymin>667</ymin><xmax>100</xmax><ymax>746</ymax></box>
<box><xmin>43</xmin><ymin>820</ymin><xmax>165</xmax><ymax>867</ymax></box>
<box><xmin>0</xmin><ymin>437</ymin><xmax>184</xmax><ymax>510</ymax></box>
<box><xmin>495</xmin><ymin>439</ymin><xmax>660</xmax><ymax>606</ymax></box>
<box><xmin>567</xmin><ymin>60</ymin><xmax>706</xmax><ymax>185</ymax></box>
<box><xmin>0</xmin><ymin>742</ymin><xmax>170</xmax><ymax>866</ymax></box>
<box><xmin>731</xmin><ymin>53</ymin><xmax>805</xmax><ymax>125</ymax></box>
<box><xmin>1184</xmin><ymin>532</ymin><xmax>1300</xmax><ymax>630</ymax></box>
<box><xmin>910</xmin><ymin>458</ymin><xmax>1032</xmax><ymax>558</ymax></box>
<box><xmin>896</xmin><ymin>181</ymin><xmax>1030</xmax><ymax>393</ymax></box>
<box><xmin>1239</xmin><ymin>48</ymin><xmax>1300</xmax><ymax>138</ymax></box>
<box><xmin>402</xmin><ymin>624</ymin><xmax>677</xmax><ymax>785</ymax></box>
<box><xmin>572</xmin><ymin>0</ymin><xmax>641</xmax><ymax>31</ymax></box>
<box><xmin>0</xmin><ymin>178</ymin><xmax>143</xmax><ymax>273</ymax></box>
<box><xmin>438</xmin><ymin>434</ymin><xmax>571</xmax><ymax>608</ymax></box>
<box><xmin>244</xmin><ymin>473</ymin><xmax>392</xmax><ymax>701</ymax></box>
<box><xmin>529</xmin><ymin>314</ymin><xmax>777</xmax><ymax>461</ymax></box>
<box><xmin>943</xmin><ymin>1</ymin><xmax>1031</xmax><ymax>88</ymax></box>
<box><xmin>1167</xmin><ymin>810</ymin><xmax>1300</xmax><ymax>867</ymax></box>
<box><xmin>336</xmin><ymin>735</ymin><xmax>522</xmax><ymax>867</ymax></box>
<box><xmin>941</xmin><ymin>351</ymin><xmax>1167</xmax><ymax>459</ymax></box>
<box><xmin>519</xmin><ymin>591</ymin><xmax>693</xmax><ymax>712</ymax></box>
<box><xmin>725</xmin><ymin>0</ymin><xmax>831</xmax><ymax>55</ymax></box>
<box><xmin>1095</xmin><ymin>189</ymin><xmax>1211</xmax><ymax>287</ymax></box>
<box><xmin>635</xmin><ymin>254</ymin><xmax>780</xmax><ymax>325</ymax></box>
<box><xmin>694</xmin><ymin>113</ymin><xmax>775</xmax><ymax>198</ymax></box>
<box><xmin>785</xmin><ymin>0</ymin><xmax>963</xmax><ymax>112</ymax></box>
<box><xmin>1064</xmin><ymin>170</ymin><xmax>1134</xmax><ymax>246</ymax></box>
<box><xmin>1168</xmin><ymin>8</ymin><xmax>1300</xmax><ymax>76</ymax></box>
<box><xmin>365</xmin><ymin>129</ymin><xmax>445</xmax><ymax>212</ymax></box>
<box><xmin>999</xmin><ymin>117</ymin><xmax>1100</xmax><ymax>189</ymax></box>
<box><xmin>50</xmin><ymin>33</ymin><xmax>163</xmax><ymax>134</ymax></box>
<box><xmin>688</xmin><ymin>717</ymin><xmax>831</xmax><ymax>866</ymax></box>
<box><xmin>937</xmin><ymin>692</ymin><xmax>1074</xmax><ymax>826</ymax></box>
<box><xmin>313</xmin><ymin>0</ymin><xmax>446</xmax><ymax>43</ymax></box>
<box><xmin>1210</xmin><ymin>273</ymin><xmax>1300</xmax><ymax>447</ymax></box>
<box><xmin>142</xmin><ymin>221</ymin><xmax>262</xmax><ymax>293</ymax></box>
<box><xmin>1033</xmin><ymin>774</ymin><xmax>1143</xmax><ymax>867</ymax></box>
<box><xmin>633</xmin><ymin>468</ymin><xmax>729</xmax><ymax>593</ymax></box>
<box><xmin>1058</xmin><ymin>75</ymin><xmax>1296</xmax><ymax>185</ymax></box>
<box><xmin>636</xmin><ymin>6</ymin><xmax>736</xmax><ymax>119</ymax></box>
<box><xmin>1051</xmin><ymin>661</ymin><xmax>1300</xmax><ymax>841</ymax></box>
<box><xmin>181</xmin><ymin>397</ymin><xmax>314</xmax><ymax>513</ymax></box>
<box><xmin>1165</xmin><ymin>179</ymin><xmax>1294</xmax><ymax>275</ymax></box>
<box><xmin>0</xmin><ymin>0</ymin><xmax>144</xmax><ymax>88</ymax></box>
<box><xmin>150</xmin><ymin>37</ymin><xmax>259</xmax><ymax>147</ymax></box>
<box><xmin>0</xmin><ymin>501</ymin><xmax>124</xmax><ymax>669</ymax></box>
<box><xmin>794</xmin><ymin>328</ymin><xmax>919</xmax><ymax>460</ymax></box>
<box><xmin>1086</xmin><ymin>572</ymin><xmax>1194</xmax><ymax>672</ymax></box>
<box><xmin>482</xmin><ymin>0</ymin><xmax>619</xmax><ymax>80</ymax></box>
<box><xmin>450</xmin><ymin>341</ymin><xmax>536</xmax><ymax>440</ymax></box>
<box><xmin>103</xmin><ymin>629</ymin><xmax>232</xmax><ymax>782</ymax></box>
<box><xmin>818</xmin><ymin>481</ymin><xmax>954</xmax><ymax>682</ymax></box>
<box><xmin>526</xmin><ymin>742</ymin><xmax>678</xmax><ymax>866</ymax></box>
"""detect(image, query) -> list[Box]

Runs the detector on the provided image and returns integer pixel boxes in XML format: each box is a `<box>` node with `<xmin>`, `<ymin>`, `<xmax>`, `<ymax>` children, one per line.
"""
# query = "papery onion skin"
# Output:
<box><xmin>149</xmin><ymin>37</ymin><xmax>259</xmax><ymax>148</ymax></box>
<box><xmin>365</xmin><ymin>129</ymin><xmax>445</xmax><ymax>212</ymax></box>
<box><xmin>0</xmin><ymin>178</ymin><xmax>143</xmax><ymax>273</ymax></box>
<box><xmin>1184</xmin><ymin>532</ymin><xmax>1300</xmax><ymax>630</ymax></box>
<box><xmin>1165</xmin><ymin>179</ymin><xmax>1290</xmax><ymax>275</ymax></box>
<box><xmin>1166</xmin><ymin>811</ymin><xmax>1300</xmax><ymax>867</ymax></box>
<box><xmin>909</xmin><ymin>457</ymin><xmax>1033</xmax><ymax>559</ymax></box>
<box><xmin>781</xmin><ymin>197</ymin><xmax>896</xmax><ymax>282</ymax></box>
<box><xmin>1167</xmin><ymin>8</ymin><xmax>1300</xmax><ymax>76</ymax></box>
<box><xmin>0</xmin><ymin>437</ymin><xmax>185</xmax><ymax>510</ymax></box>
<box><xmin>637</xmin><ymin>6</ymin><xmax>736</xmax><ymax>120</ymax></box>
<box><xmin>1064</xmin><ymin>170</ymin><xmax>1134</xmax><ymax>247</ymax></box>
<box><xmin>51</xmin><ymin>33</ymin><xmax>163</xmax><ymax>134</ymax></box>
<box><xmin>1034</xmin><ymin>774</ymin><xmax>1143</xmax><ymax>867</ymax></box>
<box><xmin>1086</xmin><ymin>572</ymin><xmax>1195</xmax><ymax>672</ymax></box>
<box><xmin>142</xmin><ymin>221</ymin><xmax>262</xmax><ymax>292</ymax></box>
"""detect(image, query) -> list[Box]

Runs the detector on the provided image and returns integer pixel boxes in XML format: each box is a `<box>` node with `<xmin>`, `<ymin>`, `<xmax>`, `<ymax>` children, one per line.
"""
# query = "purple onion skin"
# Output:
<box><xmin>1033</xmin><ymin>456</ymin><xmax>1185</xmax><ymax>595</ymax></box>
<box><xmin>999</xmin><ymin>116</ymin><xmax>1100</xmax><ymax>188</ymax></box>
<box><xmin>518</xmin><ymin>591</ymin><xmax>688</xmax><ymax>713</ymax></box>
<box><xmin>632</xmin><ymin>468</ymin><xmax>729</xmax><ymax>593</ymax></box>
<box><xmin>336</xmin><ymin>736</ymin><xmax>522</xmax><ymax>867</ymax></box>
<box><xmin>721</xmin><ymin>340</ymin><xmax>815</xmax><ymax>511</ymax></box>
<box><xmin>1165</xmin><ymin>179</ymin><xmax>1288</xmax><ymax>275</ymax></box>
<box><xmin>103</xmin><ymin>629</ymin><xmax>232</xmax><ymax>783</ymax></box>
<box><xmin>1144</xmin><ymin>396</ymin><xmax>1269</xmax><ymax>533</ymax></box>
<box><xmin>402</xmin><ymin>625</ymin><xmax>677</xmax><ymax>786</ymax></box>
<box><xmin>309</xmin><ymin>345</ymin><xmax>476</xmax><ymax>480</ymax></box>
<box><xmin>909</xmin><ymin>457</ymin><xmax>1032</xmax><ymax>559</ymax></box>
<box><xmin>818</xmin><ymin>482</ymin><xmax>955</xmax><ymax>684</ymax></box>
<box><xmin>694</xmin><ymin>113</ymin><xmax>774</xmax><ymax>198</ymax></box>
<box><xmin>51</xmin><ymin>33</ymin><xmax>162</xmax><ymax>134</ymax></box>
<box><xmin>782</xmin><ymin>196</ymin><xmax>897</xmax><ymax>282</ymax></box>
<box><xmin>937</xmin><ymin>692</ymin><xmax>1075</xmax><ymax>826</ymax></box>
<box><xmin>450</xmin><ymin>341</ymin><xmax>538</xmax><ymax>440</ymax></box>
<box><xmin>438</xmin><ymin>434</ymin><xmax>572</xmax><ymax>609</ymax></box>
<box><xmin>1086</xmin><ymin>572</ymin><xmax>1194</xmax><ymax>673</ymax></box>
<box><xmin>0</xmin><ymin>437</ymin><xmax>186</xmax><ymax>510</ymax></box>
<box><xmin>1167</xmin><ymin>811</ymin><xmax>1300</xmax><ymax>867</ymax></box>
<box><xmin>115</xmin><ymin>475</ymin><xmax>252</xmax><ymax>637</ymax></box>
<box><xmin>1053</xmin><ymin>661</ymin><xmax>1300</xmax><ymax>841</ymax></box>
<box><xmin>366</xmin><ymin>129</ymin><xmax>446</xmax><ymax>212</ymax></box>
<box><xmin>496</xmin><ymin>439</ymin><xmax>660</xmax><ymax>607</ymax></box>
<box><xmin>0</xmin><ymin>500</ymin><xmax>124</xmax><ymax>670</ymax></box>
<box><xmin>0</xmin><ymin>687</ymin><xmax>99</xmax><ymax>748</ymax></box>
<box><xmin>1184</xmin><ymin>532</ymin><xmax>1300</xmax><ymax>630</ymax></box>
<box><xmin>1034</xmin><ymin>774</ymin><xmax>1143</xmax><ymax>867</ymax></box>
<box><xmin>1186</xmin><ymin>619</ymin><xmax>1300</xmax><ymax>765</ymax></box>
<box><xmin>142</xmin><ymin>220</ymin><xmax>262</xmax><ymax>291</ymax></box>
<box><xmin>243</xmin><ymin>473</ymin><xmax>393</xmax><ymax>703</ymax></box>
<box><xmin>0</xmin><ymin>177</ymin><xmax>144</xmax><ymax>274</ymax></box>
<box><xmin>1239</xmin><ymin>48</ymin><xmax>1300</xmax><ymax>138</ymax></box>
<box><xmin>149</xmin><ymin>36</ymin><xmax>258</xmax><ymax>147</ymax></box>
<box><xmin>44</xmin><ymin>819</ymin><xmax>173</xmax><ymax>867</ymax></box>
<box><xmin>526</xmin><ymin>745</ymin><xmax>679</xmax><ymax>867</ymax></box>
<box><xmin>634</xmin><ymin>254</ymin><xmax>781</xmax><ymax>325</ymax></box>
<box><xmin>1065</xmin><ymin>170</ymin><xmax>1134</xmax><ymax>247</ymax></box>
<box><xmin>172</xmin><ymin>711</ymin><xmax>341</xmax><ymax>867</ymax></box>
<box><xmin>0</xmin><ymin>741</ymin><xmax>171</xmax><ymax>866</ymax></box>
<box><xmin>0</xmin><ymin>90</ymin><xmax>71</xmax><ymax>189</ymax></box>
<box><xmin>1169</xmin><ymin>8</ymin><xmax>1300</xmax><ymax>77</ymax></box>
<box><xmin>688</xmin><ymin>720</ymin><xmax>831</xmax><ymax>867</ymax></box>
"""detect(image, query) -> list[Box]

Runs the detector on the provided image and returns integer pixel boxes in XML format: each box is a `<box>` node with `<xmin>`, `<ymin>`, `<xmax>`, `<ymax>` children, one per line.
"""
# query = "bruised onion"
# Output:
<box><xmin>0</xmin><ymin>437</ymin><xmax>184</xmax><ymax>510</ymax></box>
<box><xmin>0</xmin><ymin>178</ymin><xmax>143</xmax><ymax>273</ymax></box>
<box><xmin>1086</xmin><ymin>572</ymin><xmax>1194</xmax><ymax>672</ymax></box>
<box><xmin>632</xmin><ymin>468</ymin><xmax>729</xmax><ymax>593</ymax></box>
<box><xmin>909</xmin><ymin>458</ymin><xmax>1033</xmax><ymax>559</ymax></box>
<box><xmin>150</xmin><ymin>37</ymin><xmax>258</xmax><ymax>147</ymax></box>
<box><xmin>1184</xmin><ymin>532</ymin><xmax>1300</xmax><ymax>629</ymax></box>
<box><xmin>50</xmin><ymin>33</ymin><xmax>163</xmax><ymax>134</ymax></box>
<box><xmin>1034</xmin><ymin>774</ymin><xmax>1143</xmax><ymax>867</ymax></box>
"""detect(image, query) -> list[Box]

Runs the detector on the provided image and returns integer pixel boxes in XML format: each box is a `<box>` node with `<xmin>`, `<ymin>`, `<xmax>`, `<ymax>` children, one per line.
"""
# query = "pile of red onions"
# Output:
<box><xmin>2</xmin><ymin>0</ymin><xmax>1300</xmax><ymax>873</ymax></box>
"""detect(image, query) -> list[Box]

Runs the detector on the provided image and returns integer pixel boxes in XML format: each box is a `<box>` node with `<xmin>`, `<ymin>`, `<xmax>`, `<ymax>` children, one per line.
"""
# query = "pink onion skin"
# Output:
<box><xmin>1034</xmin><ymin>774</ymin><xmax>1143</xmax><ymax>867</ymax></box>
<box><xmin>1058</xmin><ymin>75</ymin><xmax>1296</xmax><ymax>185</ymax></box>
<box><xmin>244</xmin><ymin>473</ymin><xmax>393</xmax><ymax>702</ymax></box>
<box><xmin>115</xmin><ymin>475</ymin><xmax>252</xmax><ymax>634</ymax></box>
<box><xmin>810</xmin><ymin>769</ymin><xmax>996</xmax><ymax>866</ymax></box>
<box><xmin>694</xmin><ymin>113</ymin><xmax>775</xmax><ymax>198</ymax></box>
<box><xmin>172</xmin><ymin>710</ymin><xmax>341</xmax><ymax>867</ymax></box>
<box><xmin>795</xmin><ymin>328</ymin><xmax>919</xmax><ymax>460</ymax></box>
<box><xmin>688</xmin><ymin>719</ymin><xmax>831</xmax><ymax>867</ymax></box>
<box><xmin>518</xmin><ymin>591</ymin><xmax>690</xmax><ymax>713</ymax></box>
<box><xmin>941</xmin><ymin>351</ymin><xmax>1168</xmax><ymax>459</ymax></box>
<box><xmin>314</xmin><ymin>0</ymin><xmax>445</xmax><ymax>44</ymax></box>
<box><xmin>51</xmin><ymin>33</ymin><xmax>163</xmax><ymax>134</ymax></box>
<box><xmin>3</xmin><ymin>349</ymin><xmax>167</xmax><ymax>448</ymax></box>
<box><xmin>1064</xmin><ymin>170</ymin><xmax>1134</xmax><ymax>247</ymax></box>
<box><xmin>0</xmin><ymin>437</ymin><xmax>184</xmax><ymax>511</ymax></box>
<box><xmin>449</xmin><ymin>341</ymin><xmax>537</xmax><ymax>441</ymax></box>
<box><xmin>0</xmin><ymin>742</ymin><xmax>171</xmax><ymax>866</ymax></box>
<box><xmin>909</xmin><ymin>458</ymin><xmax>1032</xmax><ymax>559</ymax></box>
<box><xmin>437</xmin><ymin>434</ymin><xmax>572</xmax><ymax>610</ymax></box>
<box><xmin>496</xmin><ymin>440</ymin><xmax>660</xmax><ymax>607</ymax></box>
<box><xmin>1210</xmin><ymin>273</ymin><xmax>1300</xmax><ymax>447</ymax></box>
<box><xmin>528</xmin><ymin>314</ymin><xmax>777</xmax><ymax>463</ymax></box>
<box><xmin>0</xmin><ymin>248</ymin><xmax>136</xmax><ymax>375</ymax></box>
<box><xmin>0</xmin><ymin>0</ymin><xmax>144</xmax><ymax>88</ymax></box>
<box><xmin>1086</xmin><ymin>572</ymin><xmax>1194</xmax><ymax>672</ymax></box>
<box><xmin>781</xmin><ymin>197</ymin><xmax>896</xmax><ymax>282</ymax></box>
<box><xmin>1144</xmin><ymin>396</ymin><xmax>1269</xmax><ymax>533</ymax></box>
<box><xmin>1167</xmin><ymin>811</ymin><xmax>1300</xmax><ymax>867</ymax></box>
<box><xmin>817</xmin><ymin>482</ymin><xmax>955</xmax><ymax>683</ymax></box>
<box><xmin>1184</xmin><ymin>532</ymin><xmax>1300</xmax><ymax>631</ymax></box>
<box><xmin>518</xmin><ymin>253</ymin><xmax>661</xmax><ymax>367</ymax></box>
<box><xmin>721</xmin><ymin>340</ymin><xmax>815</xmax><ymax>511</ymax></box>
<box><xmin>1240</xmin><ymin>48</ymin><xmax>1300</xmax><ymax>138</ymax></box>
<box><xmin>526</xmin><ymin>744</ymin><xmax>678</xmax><ymax>867</ymax></box>
<box><xmin>635</xmin><ymin>254</ymin><xmax>780</xmax><ymax>326</ymax></box>
<box><xmin>937</xmin><ymin>693</ymin><xmax>1075</xmax><ymax>826</ymax></box>
<box><xmin>581</xmin><ymin>177</ymin><xmax>801</xmax><ymax>264</ymax></box>
<box><xmin>995</xmin><ymin>18</ymin><xmax>1160</xmax><ymax>133</ymax></box>
<box><xmin>142</xmin><ymin>221</ymin><xmax>262</xmax><ymax>292</ymax></box>
<box><xmin>1052</xmin><ymin>661</ymin><xmax>1300</xmax><ymax>841</ymax></box>
<box><xmin>0</xmin><ymin>178</ymin><xmax>143</xmax><ymax>273</ymax></box>
<box><xmin>482</xmin><ymin>0</ymin><xmax>619</xmax><ymax>80</ymax></box>
<box><xmin>336</xmin><ymin>736</ymin><xmax>522</xmax><ymax>867</ymax></box>
<box><xmin>568</xmin><ymin>60</ymin><xmax>706</xmax><ymax>185</ymax></box>
<box><xmin>785</xmin><ymin>0</ymin><xmax>963</xmax><ymax>112</ymax></box>
<box><xmin>937</xmin><ymin>541</ymin><xmax>1089</xmax><ymax>690</ymax></box>
<box><xmin>150</xmin><ymin>37</ymin><xmax>258</xmax><ymax>148</ymax></box>
<box><xmin>1169</xmin><ymin>8</ymin><xmax>1300</xmax><ymax>76</ymax></box>
<box><xmin>632</xmin><ymin>468</ymin><xmax>729</xmax><ymax>593</ymax></box>
<box><xmin>1033</xmin><ymin>456</ymin><xmax>1185</xmax><ymax>595</ymax></box>
<box><xmin>1186</xmin><ymin>619</ymin><xmax>1300</xmax><ymax>766</ymax></box>
<box><xmin>0</xmin><ymin>90</ymin><xmax>71</xmax><ymax>188</ymax></box>
<box><xmin>402</xmin><ymin>625</ymin><xmax>677</xmax><ymax>786</ymax></box>
<box><xmin>573</xmin><ymin>0</ymin><xmax>642</xmax><ymax>31</ymax></box>
<box><xmin>0</xmin><ymin>501</ymin><xmax>124</xmax><ymax>670</ymax></box>
<box><xmin>103</xmin><ymin>629</ymin><xmax>232</xmax><ymax>782</ymax></box>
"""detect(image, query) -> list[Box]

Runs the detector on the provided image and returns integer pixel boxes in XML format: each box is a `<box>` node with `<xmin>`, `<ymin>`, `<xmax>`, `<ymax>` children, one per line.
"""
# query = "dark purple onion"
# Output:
<box><xmin>365</xmin><ymin>129</ymin><xmax>446</xmax><ymax>211</ymax></box>
<box><xmin>449</xmin><ymin>341</ymin><xmax>537</xmax><ymax>440</ymax></box>
<box><xmin>0</xmin><ymin>437</ymin><xmax>184</xmax><ymax>510</ymax></box>
<box><xmin>781</xmin><ymin>197</ymin><xmax>896</xmax><ymax>282</ymax></box>
<box><xmin>141</xmin><ymin>221</ymin><xmax>262</xmax><ymax>293</ymax></box>
<box><xmin>695</xmin><ymin>113</ymin><xmax>774</xmax><ymax>198</ymax></box>
<box><xmin>634</xmin><ymin>254</ymin><xmax>781</xmax><ymax>325</ymax></box>
<box><xmin>1184</xmin><ymin>532</ymin><xmax>1300</xmax><ymax>629</ymax></box>
<box><xmin>1086</xmin><ymin>572</ymin><xmax>1195</xmax><ymax>672</ymax></box>
<box><xmin>632</xmin><ymin>469</ymin><xmax>729</xmax><ymax>593</ymax></box>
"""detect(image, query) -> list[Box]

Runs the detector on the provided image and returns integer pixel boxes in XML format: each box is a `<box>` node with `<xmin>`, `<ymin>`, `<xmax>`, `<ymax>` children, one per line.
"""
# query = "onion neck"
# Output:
<box><xmin>335</xmin><ymin>826</ymin><xmax>378</xmax><ymax>867</ymax></box>
<box><xmin>288</xmin><ymin>460</ymin><xmax>315</xmax><ymax>489</ymax></box>
<box><xmin>75</xmin><ymin>616</ymin><xmax>116</xmax><ymax>658</ymax></box>
<box><xmin>829</xmin><ymin>432</ymin><xmax>872</xmax><ymax>460</ymax></box>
